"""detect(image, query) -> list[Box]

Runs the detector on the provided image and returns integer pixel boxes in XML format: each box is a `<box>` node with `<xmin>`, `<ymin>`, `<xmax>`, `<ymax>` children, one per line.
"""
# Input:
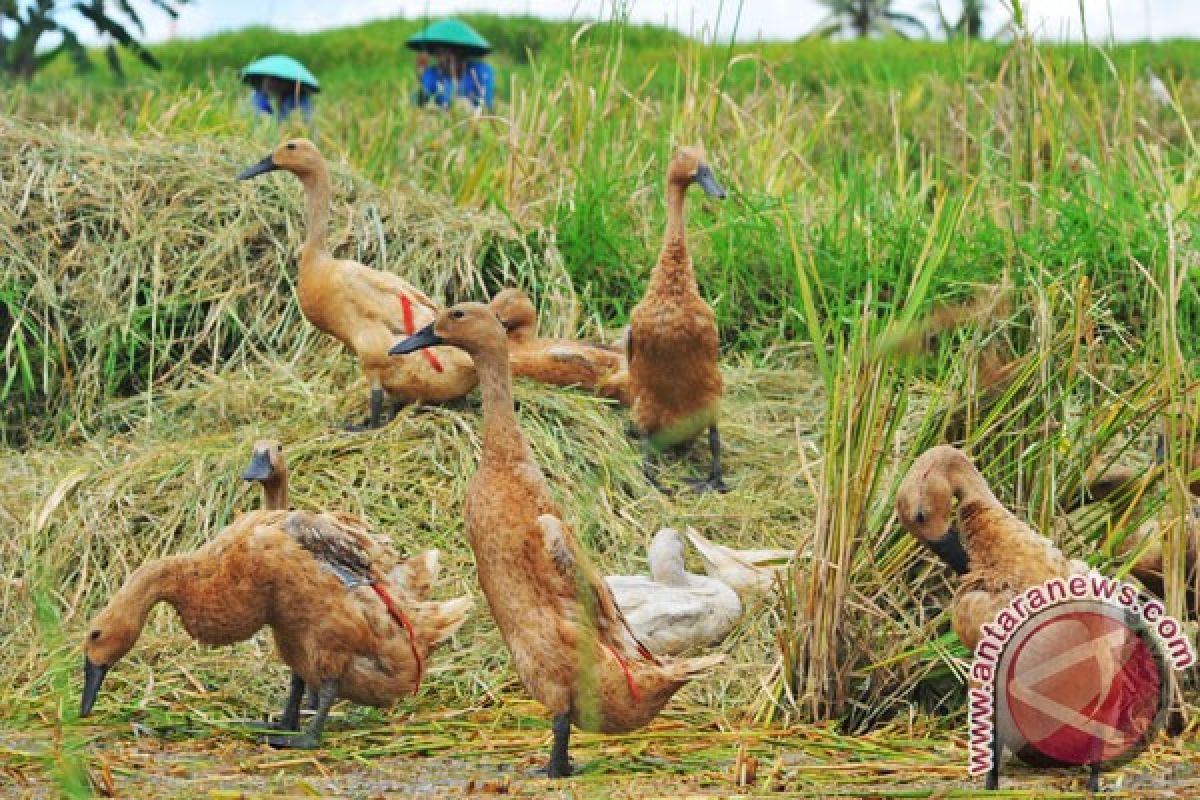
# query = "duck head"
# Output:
<box><xmin>895</xmin><ymin>445</ymin><xmax>971</xmax><ymax>575</ymax></box>
<box><xmin>489</xmin><ymin>289</ymin><xmax>538</xmax><ymax>342</ymax></box>
<box><xmin>243</xmin><ymin>439</ymin><xmax>289</xmax><ymax>509</ymax></box>
<box><xmin>390</xmin><ymin>302</ymin><xmax>506</xmax><ymax>358</ymax></box>
<box><xmin>243</xmin><ymin>439</ymin><xmax>285</xmax><ymax>484</ymax></box>
<box><xmin>237</xmin><ymin>138</ymin><xmax>323</xmax><ymax>181</ymax></box>
<box><xmin>667</xmin><ymin>145</ymin><xmax>727</xmax><ymax>199</ymax></box>
<box><xmin>81</xmin><ymin>605</ymin><xmax>143</xmax><ymax>717</ymax></box>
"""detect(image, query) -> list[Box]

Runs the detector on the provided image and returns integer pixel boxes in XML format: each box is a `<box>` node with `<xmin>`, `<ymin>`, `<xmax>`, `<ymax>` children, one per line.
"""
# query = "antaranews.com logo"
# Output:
<box><xmin>967</xmin><ymin>570</ymin><xmax>1196</xmax><ymax>789</ymax></box>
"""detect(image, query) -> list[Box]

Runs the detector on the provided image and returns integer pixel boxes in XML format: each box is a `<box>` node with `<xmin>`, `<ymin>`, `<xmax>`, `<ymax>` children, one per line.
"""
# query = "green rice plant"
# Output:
<box><xmin>771</xmin><ymin>175</ymin><xmax>961</xmax><ymax>722</ymax></box>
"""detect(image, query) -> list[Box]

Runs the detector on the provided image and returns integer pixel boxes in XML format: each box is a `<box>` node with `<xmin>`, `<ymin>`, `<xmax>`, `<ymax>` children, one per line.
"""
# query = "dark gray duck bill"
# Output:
<box><xmin>242</xmin><ymin>449</ymin><xmax>274</xmax><ymax>482</ymax></box>
<box><xmin>237</xmin><ymin>155</ymin><xmax>278</xmax><ymax>180</ymax></box>
<box><xmin>925</xmin><ymin>526</ymin><xmax>970</xmax><ymax>575</ymax></box>
<box><xmin>81</xmin><ymin>657</ymin><xmax>109</xmax><ymax>717</ymax></box>
<box><xmin>693</xmin><ymin>164</ymin><xmax>727</xmax><ymax>199</ymax></box>
<box><xmin>390</xmin><ymin>323</ymin><xmax>443</xmax><ymax>356</ymax></box>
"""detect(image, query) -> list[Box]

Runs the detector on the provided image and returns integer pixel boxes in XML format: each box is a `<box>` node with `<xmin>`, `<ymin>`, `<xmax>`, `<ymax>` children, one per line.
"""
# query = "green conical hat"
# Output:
<box><xmin>406</xmin><ymin>19</ymin><xmax>491</xmax><ymax>56</ymax></box>
<box><xmin>241</xmin><ymin>55</ymin><xmax>320</xmax><ymax>92</ymax></box>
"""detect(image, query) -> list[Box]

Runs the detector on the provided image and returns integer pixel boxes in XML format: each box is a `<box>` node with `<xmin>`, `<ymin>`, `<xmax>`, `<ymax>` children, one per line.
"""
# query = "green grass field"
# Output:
<box><xmin>1</xmin><ymin>10</ymin><xmax>1198</xmax><ymax>798</ymax></box>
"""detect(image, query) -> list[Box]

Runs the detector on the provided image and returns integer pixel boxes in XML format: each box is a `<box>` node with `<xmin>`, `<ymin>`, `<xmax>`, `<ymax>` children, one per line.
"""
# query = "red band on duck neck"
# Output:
<box><xmin>603</xmin><ymin>642</ymin><xmax>640</xmax><ymax>702</ymax></box>
<box><xmin>400</xmin><ymin>293</ymin><xmax>444</xmax><ymax>373</ymax></box>
<box><xmin>370</xmin><ymin>581</ymin><xmax>424</xmax><ymax>694</ymax></box>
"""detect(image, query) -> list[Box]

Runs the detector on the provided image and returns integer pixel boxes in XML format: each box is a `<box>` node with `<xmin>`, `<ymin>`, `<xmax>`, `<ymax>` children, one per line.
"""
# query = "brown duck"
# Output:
<box><xmin>237</xmin><ymin>139</ymin><xmax>477</xmax><ymax>429</ymax></box>
<box><xmin>626</xmin><ymin>146</ymin><xmax>728</xmax><ymax>492</ymax></box>
<box><xmin>241</xmin><ymin>438</ymin><xmax>439</xmax><ymax>603</ymax></box>
<box><xmin>895</xmin><ymin>445</ymin><xmax>1126</xmax><ymax>791</ymax></box>
<box><xmin>82</xmin><ymin>509</ymin><xmax>471</xmax><ymax>749</ymax></box>
<box><xmin>391</xmin><ymin>303</ymin><xmax>723</xmax><ymax>777</ymax></box>
<box><xmin>896</xmin><ymin>445</ymin><xmax>1088</xmax><ymax>651</ymax></box>
<box><xmin>489</xmin><ymin>288</ymin><xmax>629</xmax><ymax>405</ymax></box>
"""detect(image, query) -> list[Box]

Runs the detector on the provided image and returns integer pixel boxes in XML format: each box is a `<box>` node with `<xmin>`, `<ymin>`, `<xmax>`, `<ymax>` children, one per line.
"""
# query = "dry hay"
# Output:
<box><xmin>0</xmin><ymin>357</ymin><xmax>834</xmax><ymax>727</ymax></box>
<box><xmin>0</xmin><ymin>116</ymin><xmax>576</xmax><ymax>439</ymax></box>
<box><xmin>1</xmin><ymin>120</ymin><xmax>1195</xmax><ymax>796</ymax></box>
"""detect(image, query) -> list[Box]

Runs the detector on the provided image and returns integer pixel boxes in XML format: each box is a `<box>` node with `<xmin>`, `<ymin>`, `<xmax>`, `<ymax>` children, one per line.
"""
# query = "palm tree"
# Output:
<box><xmin>1</xmin><ymin>0</ymin><xmax>188</xmax><ymax>81</ymax></box>
<box><xmin>930</xmin><ymin>0</ymin><xmax>987</xmax><ymax>39</ymax></box>
<box><xmin>810</xmin><ymin>0</ymin><xmax>930</xmax><ymax>39</ymax></box>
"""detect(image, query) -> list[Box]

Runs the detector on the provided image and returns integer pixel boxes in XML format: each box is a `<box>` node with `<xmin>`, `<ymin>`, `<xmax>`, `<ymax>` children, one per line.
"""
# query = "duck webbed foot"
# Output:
<box><xmin>542</xmin><ymin>712</ymin><xmax>574</xmax><ymax>779</ymax></box>
<box><xmin>685</xmin><ymin>425</ymin><xmax>729</xmax><ymax>493</ymax></box>
<box><xmin>265</xmin><ymin>679</ymin><xmax>337</xmax><ymax>749</ymax></box>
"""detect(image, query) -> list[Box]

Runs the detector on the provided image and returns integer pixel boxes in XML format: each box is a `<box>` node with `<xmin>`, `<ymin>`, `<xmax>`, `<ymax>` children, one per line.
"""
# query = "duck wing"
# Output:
<box><xmin>538</xmin><ymin>515</ymin><xmax>660</xmax><ymax>664</ymax></box>
<box><xmin>284</xmin><ymin>510</ymin><xmax>378</xmax><ymax>587</ymax></box>
<box><xmin>338</xmin><ymin>262</ymin><xmax>440</xmax><ymax>337</ymax></box>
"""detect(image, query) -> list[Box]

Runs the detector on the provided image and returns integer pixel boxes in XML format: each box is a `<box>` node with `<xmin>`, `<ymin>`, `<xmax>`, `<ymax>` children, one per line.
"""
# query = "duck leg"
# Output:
<box><xmin>274</xmin><ymin>671</ymin><xmax>306</xmax><ymax>731</ymax></box>
<box><xmin>345</xmin><ymin>388</ymin><xmax>387</xmax><ymax>431</ymax></box>
<box><xmin>545</xmin><ymin>711</ymin><xmax>574</xmax><ymax>778</ymax></box>
<box><xmin>685</xmin><ymin>425</ymin><xmax>729</xmax><ymax>493</ymax></box>
<box><xmin>641</xmin><ymin>436</ymin><xmax>672</xmax><ymax>495</ymax></box>
<box><xmin>302</xmin><ymin>683</ymin><xmax>319</xmax><ymax>712</ymax></box>
<box><xmin>233</xmin><ymin>672</ymin><xmax>305</xmax><ymax>731</ymax></box>
<box><xmin>1086</xmin><ymin>762</ymin><xmax>1101</xmax><ymax>792</ymax></box>
<box><xmin>266</xmin><ymin>679</ymin><xmax>337</xmax><ymax>749</ymax></box>
<box><xmin>985</xmin><ymin>678</ymin><xmax>1001</xmax><ymax>790</ymax></box>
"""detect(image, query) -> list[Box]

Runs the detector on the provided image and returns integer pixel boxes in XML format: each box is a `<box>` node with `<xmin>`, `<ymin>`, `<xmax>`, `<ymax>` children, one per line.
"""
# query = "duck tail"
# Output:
<box><xmin>683</xmin><ymin>526</ymin><xmax>725</xmax><ymax>570</ymax></box>
<box><xmin>389</xmin><ymin>550</ymin><xmax>441</xmax><ymax>602</ymax></box>
<box><xmin>425</xmin><ymin>595</ymin><xmax>474</xmax><ymax>646</ymax></box>
<box><xmin>665</xmin><ymin>652</ymin><xmax>726</xmax><ymax>682</ymax></box>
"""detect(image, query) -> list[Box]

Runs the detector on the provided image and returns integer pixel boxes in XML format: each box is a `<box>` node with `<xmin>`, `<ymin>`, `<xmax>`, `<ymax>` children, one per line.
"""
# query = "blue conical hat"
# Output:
<box><xmin>406</xmin><ymin>19</ymin><xmax>491</xmax><ymax>56</ymax></box>
<box><xmin>241</xmin><ymin>55</ymin><xmax>320</xmax><ymax>92</ymax></box>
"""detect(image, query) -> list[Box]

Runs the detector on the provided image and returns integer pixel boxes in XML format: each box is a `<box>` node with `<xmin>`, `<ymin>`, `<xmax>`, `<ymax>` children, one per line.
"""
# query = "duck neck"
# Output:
<box><xmin>650</xmin><ymin>559</ymin><xmax>688</xmax><ymax>588</ymax></box>
<box><xmin>507</xmin><ymin>323</ymin><xmax>536</xmax><ymax>346</ymax></box>
<box><xmin>261</xmin><ymin>473</ymin><xmax>288</xmax><ymax>511</ymax></box>
<box><xmin>949</xmin><ymin>462</ymin><xmax>1015</xmax><ymax>562</ymax></box>
<box><xmin>298</xmin><ymin>164</ymin><xmax>332</xmax><ymax>269</ymax></box>
<box><xmin>650</xmin><ymin>179</ymin><xmax>696</xmax><ymax>292</ymax></box>
<box><xmin>474</xmin><ymin>342</ymin><xmax>528</xmax><ymax>465</ymax></box>
<box><xmin>111</xmin><ymin>556</ymin><xmax>186</xmax><ymax>628</ymax></box>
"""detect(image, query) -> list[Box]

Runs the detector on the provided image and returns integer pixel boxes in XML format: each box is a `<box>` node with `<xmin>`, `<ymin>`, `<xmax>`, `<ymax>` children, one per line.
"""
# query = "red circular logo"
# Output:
<box><xmin>1002</xmin><ymin>606</ymin><xmax>1164</xmax><ymax>767</ymax></box>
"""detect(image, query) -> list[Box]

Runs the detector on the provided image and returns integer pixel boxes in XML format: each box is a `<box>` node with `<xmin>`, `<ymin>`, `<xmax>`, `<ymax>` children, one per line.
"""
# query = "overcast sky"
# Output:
<box><xmin>83</xmin><ymin>1</ymin><xmax>1200</xmax><ymax>44</ymax></box>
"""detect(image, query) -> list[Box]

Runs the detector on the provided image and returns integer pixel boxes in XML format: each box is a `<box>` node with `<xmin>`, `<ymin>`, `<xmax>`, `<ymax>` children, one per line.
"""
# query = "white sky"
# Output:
<box><xmin>74</xmin><ymin>1</ymin><xmax>1200</xmax><ymax>44</ymax></box>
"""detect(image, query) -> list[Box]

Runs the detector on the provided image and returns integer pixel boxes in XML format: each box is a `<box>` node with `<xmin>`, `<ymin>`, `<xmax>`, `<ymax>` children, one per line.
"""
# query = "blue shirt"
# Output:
<box><xmin>252</xmin><ymin>88</ymin><xmax>313</xmax><ymax>121</ymax></box>
<box><xmin>417</xmin><ymin>61</ymin><xmax>494</xmax><ymax>110</ymax></box>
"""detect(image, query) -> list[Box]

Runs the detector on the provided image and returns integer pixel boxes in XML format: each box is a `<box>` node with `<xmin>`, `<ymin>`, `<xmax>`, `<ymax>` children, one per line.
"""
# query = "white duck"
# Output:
<box><xmin>605</xmin><ymin>528</ymin><xmax>743</xmax><ymax>656</ymax></box>
<box><xmin>684</xmin><ymin>527</ymin><xmax>795</xmax><ymax>601</ymax></box>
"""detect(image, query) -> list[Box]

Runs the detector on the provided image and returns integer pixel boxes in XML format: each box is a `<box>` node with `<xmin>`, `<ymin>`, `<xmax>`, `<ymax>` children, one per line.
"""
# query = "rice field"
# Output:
<box><xmin>1</xmin><ymin>9</ymin><xmax>1197</xmax><ymax>799</ymax></box>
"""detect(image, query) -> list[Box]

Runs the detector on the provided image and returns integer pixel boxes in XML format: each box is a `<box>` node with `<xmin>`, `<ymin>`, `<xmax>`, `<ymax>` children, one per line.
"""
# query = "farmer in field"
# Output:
<box><xmin>408</xmin><ymin>19</ymin><xmax>495</xmax><ymax>111</ymax></box>
<box><xmin>241</xmin><ymin>55</ymin><xmax>319</xmax><ymax>124</ymax></box>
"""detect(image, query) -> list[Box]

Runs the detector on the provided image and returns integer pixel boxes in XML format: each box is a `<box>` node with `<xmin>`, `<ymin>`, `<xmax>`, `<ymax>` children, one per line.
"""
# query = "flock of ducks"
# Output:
<box><xmin>81</xmin><ymin>138</ymin><xmax>1195</xmax><ymax>784</ymax></box>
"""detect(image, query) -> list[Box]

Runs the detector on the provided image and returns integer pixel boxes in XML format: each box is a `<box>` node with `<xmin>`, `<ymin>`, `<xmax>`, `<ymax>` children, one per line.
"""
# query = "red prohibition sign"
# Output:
<box><xmin>1003</xmin><ymin>608</ymin><xmax>1163</xmax><ymax>767</ymax></box>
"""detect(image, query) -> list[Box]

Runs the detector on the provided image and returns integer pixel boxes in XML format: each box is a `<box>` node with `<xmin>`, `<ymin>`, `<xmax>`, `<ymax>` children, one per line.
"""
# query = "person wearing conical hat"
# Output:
<box><xmin>408</xmin><ymin>19</ymin><xmax>494</xmax><ymax>111</ymax></box>
<box><xmin>241</xmin><ymin>55</ymin><xmax>319</xmax><ymax>123</ymax></box>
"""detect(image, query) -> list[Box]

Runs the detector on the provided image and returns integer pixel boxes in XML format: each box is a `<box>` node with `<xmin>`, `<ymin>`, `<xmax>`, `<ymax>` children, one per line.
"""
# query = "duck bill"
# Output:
<box><xmin>237</xmin><ymin>155</ymin><xmax>278</xmax><ymax>180</ymax></box>
<box><xmin>925</xmin><ymin>527</ymin><xmax>969</xmax><ymax>575</ymax></box>
<box><xmin>389</xmin><ymin>323</ymin><xmax>444</xmax><ymax>356</ymax></box>
<box><xmin>81</xmin><ymin>657</ymin><xmax>109</xmax><ymax>717</ymax></box>
<box><xmin>693</xmin><ymin>164</ymin><xmax>727</xmax><ymax>199</ymax></box>
<box><xmin>242</xmin><ymin>450</ymin><xmax>274</xmax><ymax>482</ymax></box>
